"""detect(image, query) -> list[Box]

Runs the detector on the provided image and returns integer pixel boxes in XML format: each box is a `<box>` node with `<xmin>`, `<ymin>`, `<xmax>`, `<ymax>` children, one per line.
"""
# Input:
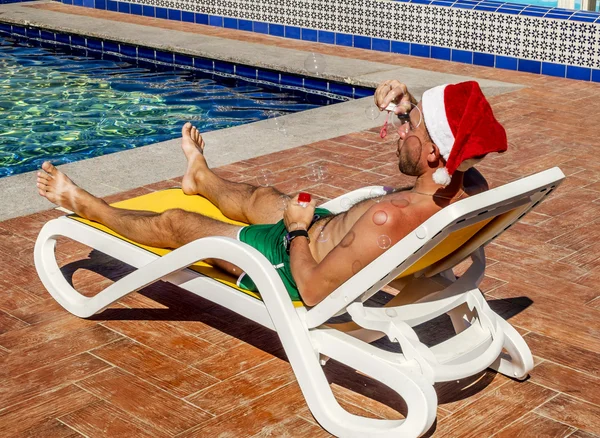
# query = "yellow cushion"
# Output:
<box><xmin>68</xmin><ymin>188</ymin><xmax>304</xmax><ymax>307</ymax></box>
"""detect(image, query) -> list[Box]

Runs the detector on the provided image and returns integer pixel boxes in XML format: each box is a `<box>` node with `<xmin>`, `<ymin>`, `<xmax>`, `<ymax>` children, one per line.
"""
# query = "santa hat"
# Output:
<box><xmin>421</xmin><ymin>81</ymin><xmax>507</xmax><ymax>186</ymax></box>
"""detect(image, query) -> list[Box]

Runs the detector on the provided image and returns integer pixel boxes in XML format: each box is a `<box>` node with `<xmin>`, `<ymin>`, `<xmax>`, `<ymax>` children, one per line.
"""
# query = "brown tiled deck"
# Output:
<box><xmin>1</xmin><ymin>5</ymin><xmax>600</xmax><ymax>437</ymax></box>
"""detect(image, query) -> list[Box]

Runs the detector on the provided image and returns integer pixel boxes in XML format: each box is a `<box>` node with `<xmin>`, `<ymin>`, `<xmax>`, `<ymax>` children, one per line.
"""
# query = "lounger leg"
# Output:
<box><xmin>489</xmin><ymin>316</ymin><xmax>534</xmax><ymax>380</ymax></box>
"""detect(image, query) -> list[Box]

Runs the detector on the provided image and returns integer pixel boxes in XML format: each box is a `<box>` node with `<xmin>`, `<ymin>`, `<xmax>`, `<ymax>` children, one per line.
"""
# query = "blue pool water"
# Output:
<box><xmin>0</xmin><ymin>34</ymin><xmax>347</xmax><ymax>177</ymax></box>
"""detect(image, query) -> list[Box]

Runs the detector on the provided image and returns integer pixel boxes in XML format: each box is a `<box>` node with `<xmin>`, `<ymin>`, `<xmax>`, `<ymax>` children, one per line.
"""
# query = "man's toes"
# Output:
<box><xmin>182</xmin><ymin>122</ymin><xmax>192</xmax><ymax>136</ymax></box>
<box><xmin>41</xmin><ymin>161</ymin><xmax>56</xmax><ymax>175</ymax></box>
<box><xmin>38</xmin><ymin>189</ymin><xmax>47</xmax><ymax>197</ymax></box>
<box><xmin>37</xmin><ymin>171</ymin><xmax>51</xmax><ymax>182</ymax></box>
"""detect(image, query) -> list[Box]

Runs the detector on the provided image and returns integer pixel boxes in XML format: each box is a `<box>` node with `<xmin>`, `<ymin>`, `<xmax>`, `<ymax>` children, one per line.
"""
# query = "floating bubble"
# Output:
<box><xmin>340</xmin><ymin>197</ymin><xmax>353</xmax><ymax>210</ymax></box>
<box><xmin>352</xmin><ymin>260</ymin><xmax>363</xmax><ymax>275</ymax></box>
<box><xmin>391</xmin><ymin>198</ymin><xmax>410</xmax><ymax>208</ymax></box>
<box><xmin>365</xmin><ymin>105</ymin><xmax>381</xmax><ymax>121</ymax></box>
<box><xmin>340</xmin><ymin>231</ymin><xmax>355</xmax><ymax>248</ymax></box>
<box><xmin>256</xmin><ymin>169</ymin><xmax>273</xmax><ymax>187</ymax></box>
<box><xmin>267</xmin><ymin>111</ymin><xmax>287</xmax><ymax>134</ymax></box>
<box><xmin>307</xmin><ymin>164</ymin><xmax>327</xmax><ymax>182</ymax></box>
<box><xmin>391</xmin><ymin>102</ymin><xmax>423</xmax><ymax>134</ymax></box>
<box><xmin>369</xmin><ymin>187</ymin><xmax>386</xmax><ymax>202</ymax></box>
<box><xmin>288</xmin><ymin>222</ymin><xmax>302</xmax><ymax>231</ymax></box>
<box><xmin>372</xmin><ymin>210</ymin><xmax>388</xmax><ymax>226</ymax></box>
<box><xmin>278</xmin><ymin>195</ymin><xmax>291</xmax><ymax>211</ymax></box>
<box><xmin>377</xmin><ymin>235</ymin><xmax>392</xmax><ymax>249</ymax></box>
<box><xmin>304</xmin><ymin>52</ymin><xmax>327</xmax><ymax>76</ymax></box>
<box><xmin>315</xmin><ymin>225</ymin><xmax>329</xmax><ymax>242</ymax></box>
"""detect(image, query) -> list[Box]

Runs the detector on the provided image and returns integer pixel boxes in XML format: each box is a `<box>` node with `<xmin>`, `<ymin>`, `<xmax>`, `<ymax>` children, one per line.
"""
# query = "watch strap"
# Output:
<box><xmin>286</xmin><ymin>229</ymin><xmax>309</xmax><ymax>254</ymax></box>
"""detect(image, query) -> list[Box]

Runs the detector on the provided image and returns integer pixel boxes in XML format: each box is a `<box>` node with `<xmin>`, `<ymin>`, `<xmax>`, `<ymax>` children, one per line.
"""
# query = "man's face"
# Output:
<box><xmin>396</xmin><ymin>101</ymin><xmax>429</xmax><ymax>176</ymax></box>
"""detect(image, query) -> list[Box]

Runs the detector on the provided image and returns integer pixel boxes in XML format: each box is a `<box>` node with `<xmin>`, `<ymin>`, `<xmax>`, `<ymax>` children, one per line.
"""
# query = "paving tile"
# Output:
<box><xmin>1</xmin><ymin>325</ymin><xmax>120</xmax><ymax>378</ymax></box>
<box><xmin>0</xmin><ymin>214</ymin><xmax>48</xmax><ymax>241</ymax></box>
<box><xmin>192</xmin><ymin>341</ymin><xmax>276</xmax><ymax>380</ymax></box>
<box><xmin>249</xmin><ymin>415</ymin><xmax>331</xmax><ymax>438</ymax></box>
<box><xmin>535</xmin><ymin>395</ymin><xmax>600</xmax><ymax>436</ymax></box>
<box><xmin>0</xmin><ymin>385</ymin><xmax>98</xmax><ymax>437</ymax></box>
<box><xmin>77</xmin><ymin>368</ymin><xmax>212</xmax><ymax>435</ymax></box>
<box><xmin>0</xmin><ymin>309</ymin><xmax>29</xmax><ymax>335</ymax></box>
<box><xmin>529</xmin><ymin>361</ymin><xmax>600</xmax><ymax>406</ymax></box>
<box><xmin>0</xmin><ymin>353</ymin><xmax>110</xmax><ymax>409</ymax></box>
<box><xmin>494</xmin><ymin>412</ymin><xmax>575</xmax><ymax>438</ymax></box>
<box><xmin>0</xmin><ymin>227</ymin><xmax>37</xmax><ymax>263</ymax></box>
<box><xmin>186</xmin><ymin>359</ymin><xmax>295</xmax><ymax>416</ymax></box>
<box><xmin>550</xmin><ymin>219</ymin><xmax>600</xmax><ymax>251</ymax></box>
<box><xmin>101</xmin><ymin>319</ymin><xmax>226</xmax><ymax>363</ymax></box>
<box><xmin>180</xmin><ymin>382</ymin><xmax>306</xmax><ymax>437</ymax></box>
<box><xmin>13</xmin><ymin>418</ymin><xmax>83</xmax><ymax>438</ymax></box>
<box><xmin>8</xmin><ymin>297</ymin><xmax>73</xmax><ymax>325</ymax></box>
<box><xmin>91</xmin><ymin>338</ymin><xmax>218</xmax><ymax>397</ymax></box>
<box><xmin>568</xmin><ymin>430</ymin><xmax>600</xmax><ymax>438</ymax></box>
<box><xmin>0</xmin><ymin>281</ymin><xmax>42</xmax><ymax>312</ymax></box>
<box><xmin>310</xmin><ymin>139</ymin><xmax>376</xmax><ymax>159</ymax></box>
<box><xmin>59</xmin><ymin>400</ymin><xmax>168</xmax><ymax>438</ymax></box>
<box><xmin>523</xmin><ymin>332</ymin><xmax>600</xmax><ymax>377</ymax></box>
<box><xmin>560</xmin><ymin>241</ymin><xmax>600</xmax><ymax>271</ymax></box>
<box><xmin>433</xmin><ymin>381</ymin><xmax>556</xmax><ymax>437</ymax></box>
<box><xmin>0</xmin><ymin>313</ymin><xmax>96</xmax><ymax>350</ymax></box>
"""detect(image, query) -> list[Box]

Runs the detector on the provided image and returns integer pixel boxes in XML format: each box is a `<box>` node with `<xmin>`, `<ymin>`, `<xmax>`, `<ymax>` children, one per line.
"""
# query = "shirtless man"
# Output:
<box><xmin>36</xmin><ymin>80</ymin><xmax>507</xmax><ymax>306</ymax></box>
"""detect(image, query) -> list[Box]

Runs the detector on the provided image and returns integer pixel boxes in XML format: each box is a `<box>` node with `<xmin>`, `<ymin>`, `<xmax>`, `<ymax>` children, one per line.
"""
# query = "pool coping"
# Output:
<box><xmin>0</xmin><ymin>1</ymin><xmax>523</xmax><ymax>220</ymax></box>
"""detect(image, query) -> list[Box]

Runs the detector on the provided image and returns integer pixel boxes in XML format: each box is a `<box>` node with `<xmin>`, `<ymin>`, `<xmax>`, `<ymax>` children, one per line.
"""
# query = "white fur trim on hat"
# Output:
<box><xmin>432</xmin><ymin>167</ymin><xmax>452</xmax><ymax>187</ymax></box>
<box><xmin>422</xmin><ymin>84</ymin><xmax>454</xmax><ymax>160</ymax></box>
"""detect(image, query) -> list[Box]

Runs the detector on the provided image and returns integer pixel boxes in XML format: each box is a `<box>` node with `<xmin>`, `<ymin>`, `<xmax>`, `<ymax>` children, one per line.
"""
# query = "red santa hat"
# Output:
<box><xmin>421</xmin><ymin>81</ymin><xmax>507</xmax><ymax>186</ymax></box>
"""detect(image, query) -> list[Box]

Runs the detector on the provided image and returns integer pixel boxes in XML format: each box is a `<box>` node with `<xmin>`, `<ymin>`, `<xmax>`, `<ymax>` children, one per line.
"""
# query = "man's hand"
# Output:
<box><xmin>283</xmin><ymin>193</ymin><xmax>317</xmax><ymax>231</ymax></box>
<box><xmin>374</xmin><ymin>80</ymin><xmax>416</xmax><ymax>115</ymax></box>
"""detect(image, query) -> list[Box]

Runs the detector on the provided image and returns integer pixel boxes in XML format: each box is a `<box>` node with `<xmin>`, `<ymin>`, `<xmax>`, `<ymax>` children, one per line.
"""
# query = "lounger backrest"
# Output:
<box><xmin>305</xmin><ymin>167</ymin><xmax>565</xmax><ymax>328</ymax></box>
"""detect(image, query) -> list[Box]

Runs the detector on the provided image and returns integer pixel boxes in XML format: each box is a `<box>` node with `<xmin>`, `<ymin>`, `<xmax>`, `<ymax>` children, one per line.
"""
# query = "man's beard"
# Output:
<box><xmin>398</xmin><ymin>137</ymin><xmax>423</xmax><ymax>176</ymax></box>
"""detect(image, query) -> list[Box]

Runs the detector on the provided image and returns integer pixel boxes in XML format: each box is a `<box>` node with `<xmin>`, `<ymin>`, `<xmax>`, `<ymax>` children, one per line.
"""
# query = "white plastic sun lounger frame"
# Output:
<box><xmin>35</xmin><ymin>167</ymin><xmax>565</xmax><ymax>438</ymax></box>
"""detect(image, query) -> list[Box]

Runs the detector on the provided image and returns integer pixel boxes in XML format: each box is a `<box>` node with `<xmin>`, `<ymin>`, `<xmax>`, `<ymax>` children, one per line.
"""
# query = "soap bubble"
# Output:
<box><xmin>307</xmin><ymin>164</ymin><xmax>327</xmax><ymax>182</ymax></box>
<box><xmin>372</xmin><ymin>210</ymin><xmax>388</xmax><ymax>226</ymax></box>
<box><xmin>315</xmin><ymin>225</ymin><xmax>329</xmax><ymax>242</ymax></box>
<box><xmin>256</xmin><ymin>169</ymin><xmax>273</xmax><ymax>187</ymax></box>
<box><xmin>369</xmin><ymin>187</ymin><xmax>386</xmax><ymax>202</ymax></box>
<box><xmin>340</xmin><ymin>197</ymin><xmax>353</xmax><ymax>210</ymax></box>
<box><xmin>391</xmin><ymin>198</ymin><xmax>410</xmax><ymax>208</ymax></box>
<box><xmin>365</xmin><ymin>105</ymin><xmax>380</xmax><ymax>121</ymax></box>
<box><xmin>278</xmin><ymin>195</ymin><xmax>291</xmax><ymax>210</ymax></box>
<box><xmin>304</xmin><ymin>52</ymin><xmax>326</xmax><ymax>76</ymax></box>
<box><xmin>267</xmin><ymin>111</ymin><xmax>286</xmax><ymax>133</ymax></box>
<box><xmin>352</xmin><ymin>260</ymin><xmax>362</xmax><ymax>274</ymax></box>
<box><xmin>377</xmin><ymin>235</ymin><xmax>392</xmax><ymax>249</ymax></box>
<box><xmin>391</xmin><ymin>102</ymin><xmax>423</xmax><ymax>134</ymax></box>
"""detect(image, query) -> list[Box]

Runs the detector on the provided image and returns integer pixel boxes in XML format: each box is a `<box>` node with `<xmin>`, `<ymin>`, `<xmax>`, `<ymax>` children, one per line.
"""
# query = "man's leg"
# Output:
<box><xmin>37</xmin><ymin>162</ymin><xmax>242</xmax><ymax>275</ymax></box>
<box><xmin>180</xmin><ymin>123</ymin><xmax>286</xmax><ymax>225</ymax></box>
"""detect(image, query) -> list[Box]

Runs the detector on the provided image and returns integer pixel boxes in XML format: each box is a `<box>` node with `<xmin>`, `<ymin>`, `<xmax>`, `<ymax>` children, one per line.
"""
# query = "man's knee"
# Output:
<box><xmin>247</xmin><ymin>186</ymin><xmax>278</xmax><ymax>215</ymax></box>
<box><xmin>160</xmin><ymin>208</ymin><xmax>190</xmax><ymax>247</ymax></box>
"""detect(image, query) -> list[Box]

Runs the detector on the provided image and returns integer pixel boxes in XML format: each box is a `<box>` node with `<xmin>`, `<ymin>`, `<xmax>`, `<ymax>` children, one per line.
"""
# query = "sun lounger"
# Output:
<box><xmin>34</xmin><ymin>166</ymin><xmax>565</xmax><ymax>437</ymax></box>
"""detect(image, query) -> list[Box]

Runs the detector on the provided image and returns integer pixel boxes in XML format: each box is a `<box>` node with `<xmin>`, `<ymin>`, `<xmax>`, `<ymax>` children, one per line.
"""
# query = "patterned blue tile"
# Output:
<box><xmin>285</xmin><ymin>26</ymin><xmax>301</xmax><ymax>39</ymax></box>
<box><xmin>542</xmin><ymin>62</ymin><xmax>565</xmax><ymax>78</ymax></box>
<box><xmin>194</xmin><ymin>57</ymin><xmax>213</xmax><ymax>70</ymax></box>
<box><xmin>239</xmin><ymin>20</ymin><xmax>253</xmax><ymax>31</ymax></box>
<box><xmin>566</xmin><ymin>65</ymin><xmax>591</xmax><ymax>81</ymax></box>
<box><xmin>103</xmin><ymin>40</ymin><xmax>119</xmax><ymax>53</ymax></box>
<box><xmin>83</xmin><ymin>0</ymin><xmax>94</xmax><ymax>8</ymax></box>
<box><xmin>138</xmin><ymin>46</ymin><xmax>155</xmax><ymax>60</ymax></box>
<box><xmin>209</xmin><ymin>16</ymin><xmax>223</xmax><ymax>27</ymax></box>
<box><xmin>473</xmin><ymin>52</ymin><xmax>494</xmax><ymax>67</ymax></box>
<box><xmin>497</xmin><ymin>6</ymin><xmax>519</xmax><ymax>14</ymax></box>
<box><xmin>391</xmin><ymin>41</ymin><xmax>409</xmax><ymax>55</ymax></box>
<box><xmin>452</xmin><ymin>49</ymin><xmax>473</xmax><ymax>64</ymax></box>
<box><xmin>336</xmin><ymin>33</ymin><xmax>353</xmax><ymax>47</ymax></box>
<box><xmin>520</xmin><ymin>10</ymin><xmax>545</xmax><ymax>17</ymax></box>
<box><xmin>118</xmin><ymin>2</ymin><xmax>130</xmax><ymax>14</ymax></box>
<box><xmin>195</xmin><ymin>13</ymin><xmax>208</xmax><ymax>25</ymax></box>
<box><xmin>269</xmin><ymin>24</ymin><xmax>285</xmax><ymax>37</ymax></box>
<box><xmin>354</xmin><ymin>87</ymin><xmax>374</xmax><ymax>99</ymax></box>
<box><xmin>106</xmin><ymin>0</ymin><xmax>117</xmax><ymax>12</ymax></box>
<box><xmin>254</xmin><ymin>22</ymin><xmax>269</xmax><ymax>34</ymax></box>
<box><xmin>544</xmin><ymin>12</ymin><xmax>574</xmax><ymax>19</ymax></box>
<box><xmin>156</xmin><ymin>50</ymin><xmax>174</xmax><ymax>64</ymax></box>
<box><xmin>570</xmin><ymin>15</ymin><xmax>595</xmax><ymax>22</ymax></box>
<box><xmin>454</xmin><ymin>3</ymin><xmax>475</xmax><ymax>9</ymax></box>
<box><xmin>354</xmin><ymin>35</ymin><xmax>371</xmax><ymax>49</ymax></box>
<box><xmin>280</xmin><ymin>74</ymin><xmax>303</xmax><ymax>87</ymax></box>
<box><xmin>142</xmin><ymin>5</ymin><xmax>154</xmax><ymax>17</ymax></box>
<box><xmin>258</xmin><ymin>69</ymin><xmax>280</xmax><ymax>83</ymax></box>
<box><xmin>73</xmin><ymin>0</ymin><xmax>83</xmax><ymax>6</ymax></box>
<box><xmin>130</xmin><ymin>3</ymin><xmax>142</xmax><ymax>15</ymax></box>
<box><xmin>329</xmin><ymin>82</ymin><xmax>354</xmax><ymax>98</ymax></box>
<box><xmin>302</xmin><ymin>29</ymin><xmax>318</xmax><ymax>42</ymax></box>
<box><xmin>411</xmin><ymin>43</ymin><xmax>430</xmax><ymax>58</ymax></box>
<box><xmin>175</xmin><ymin>53</ymin><xmax>193</xmax><ymax>67</ymax></box>
<box><xmin>71</xmin><ymin>35</ymin><xmax>86</xmax><ymax>47</ymax></box>
<box><xmin>496</xmin><ymin>55</ymin><xmax>518</xmax><ymax>70</ymax></box>
<box><xmin>168</xmin><ymin>9</ymin><xmax>181</xmax><ymax>21</ymax></box>
<box><xmin>156</xmin><ymin>7</ymin><xmax>168</xmax><ymax>19</ymax></box>
<box><xmin>592</xmin><ymin>69</ymin><xmax>600</xmax><ymax>83</ymax></box>
<box><xmin>431</xmin><ymin>46</ymin><xmax>451</xmax><ymax>60</ymax></box>
<box><xmin>318</xmin><ymin>30</ymin><xmax>335</xmax><ymax>44</ymax></box>
<box><xmin>372</xmin><ymin>38</ymin><xmax>390</xmax><ymax>52</ymax></box>
<box><xmin>182</xmin><ymin>11</ymin><xmax>194</xmax><ymax>23</ymax></box>
<box><xmin>236</xmin><ymin>64</ymin><xmax>257</xmax><ymax>79</ymax></box>
<box><xmin>304</xmin><ymin>77</ymin><xmax>328</xmax><ymax>92</ymax></box>
<box><xmin>120</xmin><ymin>44</ymin><xmax>137</xmax><ymax>58</ymax></box>
<box><xmin>214</xmin><ymin>60</ymin><xmax>235</xmax><ymax>74</ymax></box>
<box><xmin>518</xmin><ymin>59</ymin><xmax>541</xmax><ymax>74</ymax></box>
<box><xmin>224</xmin><ymin>18</ymin><xmax>238</xmax><ymax>29</ymax></box>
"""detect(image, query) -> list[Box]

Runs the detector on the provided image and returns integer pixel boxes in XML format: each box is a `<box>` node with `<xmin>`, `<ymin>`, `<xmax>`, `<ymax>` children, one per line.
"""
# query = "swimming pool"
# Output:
<box><xmin>0</xmin><ymin>32</ymin><xmax>352</xmax><ymax>178</ymax></box>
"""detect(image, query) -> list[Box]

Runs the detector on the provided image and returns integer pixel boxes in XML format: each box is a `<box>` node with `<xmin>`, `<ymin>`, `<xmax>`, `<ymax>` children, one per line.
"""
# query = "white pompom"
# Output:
<box><xmin>432</xmin><ymin>167</ymin><xmax>452</xmax><ymax>187</ymax></box>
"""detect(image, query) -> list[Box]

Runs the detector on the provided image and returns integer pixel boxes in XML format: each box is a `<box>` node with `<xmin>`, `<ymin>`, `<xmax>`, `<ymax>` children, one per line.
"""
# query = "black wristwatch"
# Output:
<box><xmin>284</xmin><ymin>229</ymin><xmax>310</xmax><ymax>254</ymax></box>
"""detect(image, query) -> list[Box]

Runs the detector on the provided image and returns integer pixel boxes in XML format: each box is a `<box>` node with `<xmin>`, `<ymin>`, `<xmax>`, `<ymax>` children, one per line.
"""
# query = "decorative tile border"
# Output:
<box><xmin>53</xmin><ymin>0</ymin><xmax>600</xmax><ymax>82</ymax></box>
<box><xmin>0</xmin><ymin>22</ymin><xmax>375</xmax><ymax>99</ymax></box>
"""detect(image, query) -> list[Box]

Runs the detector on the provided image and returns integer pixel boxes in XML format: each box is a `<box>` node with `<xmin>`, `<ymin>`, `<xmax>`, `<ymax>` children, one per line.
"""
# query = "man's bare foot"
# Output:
<box><xmin>181</xmin><ymin>122</ymin><xmax>209</xmax><ymax>195</ymax></box>
<box><xmin>37</xmin><ymin>162</ymin><xmax>104</xmax><ymax>220</ymax></box>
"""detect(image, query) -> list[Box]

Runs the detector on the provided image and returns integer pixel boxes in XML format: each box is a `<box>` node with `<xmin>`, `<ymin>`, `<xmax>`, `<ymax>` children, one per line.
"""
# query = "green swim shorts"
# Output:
<box><xmin>237</xmin><ymin>208</ymin><xmax>332</xmax><ymax>301</ymax></box>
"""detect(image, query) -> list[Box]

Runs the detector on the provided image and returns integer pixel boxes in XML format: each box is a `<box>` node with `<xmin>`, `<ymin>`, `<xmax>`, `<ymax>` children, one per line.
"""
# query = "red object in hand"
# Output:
<box><xmin>298</xmin><ymin>192</ymin><xmax>311</xmax><ymax>203</ymax></box>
